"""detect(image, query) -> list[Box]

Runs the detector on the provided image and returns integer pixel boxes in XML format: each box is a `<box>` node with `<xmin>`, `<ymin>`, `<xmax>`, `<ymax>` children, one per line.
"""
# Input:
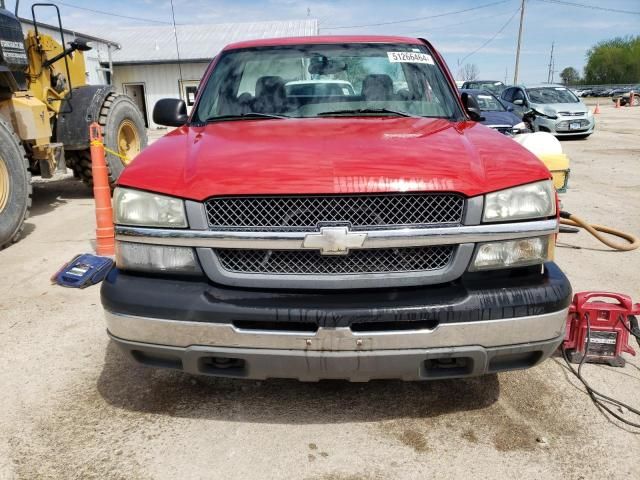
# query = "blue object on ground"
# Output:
<box><xmin>52</xmin><ymin>254</ymin><xmax>114</xmax><ymax>288</ymax></box>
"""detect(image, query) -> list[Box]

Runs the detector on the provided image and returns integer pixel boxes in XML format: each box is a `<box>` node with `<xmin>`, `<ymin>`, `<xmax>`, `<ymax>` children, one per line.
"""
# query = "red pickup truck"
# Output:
<box><xmin>102</xmin><ymin>36</ymin><xmax>571</xmax><ymax>381</ymax></box>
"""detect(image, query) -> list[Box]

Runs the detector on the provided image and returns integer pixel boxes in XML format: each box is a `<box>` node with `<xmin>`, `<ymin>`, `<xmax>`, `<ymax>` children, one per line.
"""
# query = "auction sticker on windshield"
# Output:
<box><xmin>387</xmin><ymin>52</ymin><xmax>434</xmax><ymax>64</ymax></box>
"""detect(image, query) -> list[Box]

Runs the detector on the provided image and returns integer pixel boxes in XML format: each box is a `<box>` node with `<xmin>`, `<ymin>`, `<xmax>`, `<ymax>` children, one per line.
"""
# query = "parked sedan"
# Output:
<box><xmin>460</xmin><ymin>80</ymin><xmax>507</xmax><ymax>95</ymax></box>
<box><xmin>460</xmin><ymin>89</ymin><xmax>526</xmax><ymax>134</ymax></box>
<box><xmin>501</xmin><ymin>84</ymin><xmax>594</xmax><ymax>138</ymax></box>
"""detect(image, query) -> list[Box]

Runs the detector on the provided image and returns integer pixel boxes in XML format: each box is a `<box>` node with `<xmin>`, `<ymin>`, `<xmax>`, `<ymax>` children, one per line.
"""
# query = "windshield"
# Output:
<box><xmin>193</xmin><ymin>43</ymin><xmax>461</xmax><ymax>122</ymax></box>
<box><xmin>475</xmin><ymin>92</ymin><xmax>505</xmax><ymax>111</ymax></box>
<box><xmin>463</xmin><ymin>81</ymin><xmax>505</xmax><ymax>95</ymax></box>
<box><xmin>528</xmin><ymin>87</ymin><xmax>579</xmax><ymax>104</ymax></box>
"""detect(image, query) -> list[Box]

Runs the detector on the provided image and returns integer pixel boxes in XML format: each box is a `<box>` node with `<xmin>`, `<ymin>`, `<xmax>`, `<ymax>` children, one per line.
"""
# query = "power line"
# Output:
<box><xmin>537</xmin><ymin>0</ymin><xmax>640</xmax><ymax>15</ymax></box>
<box><xmin>391</xmin><ymin>9</ymin><xmax>516</xmax><ymax>36</ymax></box>
<box><xmin>323</xmin><ymin>0</ymin><xmax>512</xmax><ymax>30</ymax></box>
<box><xmin>41</xmin><ymin>0</ymin><xmax>173</xmax><ymax>25</ymax></box>
<box><xmin>459</xmin><ymin>7</ymin><xmax>520</xmax><ymax>64</ymax></box>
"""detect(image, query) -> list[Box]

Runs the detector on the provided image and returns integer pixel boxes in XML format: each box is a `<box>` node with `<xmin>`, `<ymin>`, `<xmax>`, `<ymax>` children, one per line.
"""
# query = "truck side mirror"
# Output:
<box><xmin>153</xmin><ymin>98</ymin><xmax>188</xmax><ymax>127</ymax></box>
<box><xmin>461</xmin><ymin>92</ymin><xmax>484</xmax><ymax>122</ymax></box>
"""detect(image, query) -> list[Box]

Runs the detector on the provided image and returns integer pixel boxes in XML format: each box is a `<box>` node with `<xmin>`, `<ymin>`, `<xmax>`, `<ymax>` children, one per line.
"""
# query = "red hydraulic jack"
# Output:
<box><xmin>564</xmin><ymin>292</ymin><xmax>640</xmax><ymax>367</ymax></box>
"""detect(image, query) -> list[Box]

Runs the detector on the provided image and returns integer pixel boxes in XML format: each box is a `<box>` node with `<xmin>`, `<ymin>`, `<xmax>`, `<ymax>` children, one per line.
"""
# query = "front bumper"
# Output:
<box><xmin>109</xmin><ymin>334</ymin><xmax>564</xmax><ymax>382</ymax></box>
<box><xmin>536</xmin><ymin>116</ymin><xmax>594</xmax><ymax>136</ymax></box>
<box><xmin>102</xmin><ymin>262</ymin><xmax>572</xmax><ymax>381</ymax></box>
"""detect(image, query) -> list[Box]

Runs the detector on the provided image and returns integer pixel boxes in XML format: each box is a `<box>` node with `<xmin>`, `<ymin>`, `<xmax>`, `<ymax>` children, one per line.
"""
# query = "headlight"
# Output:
<box><xmin>470</xmin><ymin>236</ymin><xmax>554</xmax><ymax>271</ymax></box>
<box><xmin>513</xmin><ymin>121</ymin><xmax>527</xmax><ymax>131</ymax></box>
<box><xmin>483</xmin><ymin>180</ymin><xmax>555</xmax><ymax>222</ymax></box>
<box><xmin>116</xmin><ymin>241</ymin><xmax>201</xmax><ymax>275</ymax></box>
<box><xmin>114</xmin><ymin>187</ymin><xmax>187</xmax><ymax>228</ymax></box>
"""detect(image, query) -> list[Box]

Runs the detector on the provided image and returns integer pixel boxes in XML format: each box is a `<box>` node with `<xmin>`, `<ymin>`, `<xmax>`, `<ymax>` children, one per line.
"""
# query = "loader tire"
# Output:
<box><xmin>0</xmin><ymin>118</ymin><xmax>32</xmax><ymax>250</ymax></box>
<box><xmin>76</xmin><ymin>92</ymin><xmax>147</xmax><ymax>188</ymax></box>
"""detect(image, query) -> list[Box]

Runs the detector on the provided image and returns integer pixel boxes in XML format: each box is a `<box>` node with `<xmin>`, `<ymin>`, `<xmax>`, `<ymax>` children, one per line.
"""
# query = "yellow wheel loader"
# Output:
<box><xmin>0</xmin><ymin>2</ymin><xmax>147</xmax><ymax>249</ymax></box>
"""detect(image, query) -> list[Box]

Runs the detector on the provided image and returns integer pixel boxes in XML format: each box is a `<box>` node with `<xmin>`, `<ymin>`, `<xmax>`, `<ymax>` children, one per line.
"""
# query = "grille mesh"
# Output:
<box><xmin>205</xmin><ymin>194</ymin><xmax>464</xmax><ymax>231</ymax></box>
<box><xmin>215</xmin><ymin>246</ymin><xmax>454</xmax><ymax>275</ymax></box>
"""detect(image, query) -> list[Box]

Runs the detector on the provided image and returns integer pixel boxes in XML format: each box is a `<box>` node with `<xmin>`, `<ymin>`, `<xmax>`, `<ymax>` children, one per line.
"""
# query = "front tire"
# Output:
<box><xmin>74</xmin><ymin>92</ymin><xmax>147</xmax><ymax>188</ymax></box>
<box><xmin>0</xmin><ymin>118</ymin><xmax>32</xmax><ymax>249</ymax></box>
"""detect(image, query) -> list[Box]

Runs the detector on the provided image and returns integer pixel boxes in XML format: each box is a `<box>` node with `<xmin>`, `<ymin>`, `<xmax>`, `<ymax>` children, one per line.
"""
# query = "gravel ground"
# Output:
<box><xmin>0</xmin><ymin>105</ymin><xmax>639</xmax><ymax>480</ymax></box>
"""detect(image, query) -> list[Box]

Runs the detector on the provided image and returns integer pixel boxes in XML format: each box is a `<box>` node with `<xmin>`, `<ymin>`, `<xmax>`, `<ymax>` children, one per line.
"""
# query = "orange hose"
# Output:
<box><xmin>560</xmin><ymin>213</ymin><xmax>639</xmax><ymax>251</ymax></box>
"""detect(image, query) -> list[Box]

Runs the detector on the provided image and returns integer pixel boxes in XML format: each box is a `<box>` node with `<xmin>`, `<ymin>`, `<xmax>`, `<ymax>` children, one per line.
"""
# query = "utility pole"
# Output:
<box><xmin>513</xmin><ymin>0</ymin><xmax>526</xmax><ymax>84</ymax></box>
<box><xmin>169</xmin><ymin>0</ymin><xmax>183</xmax><ymax>85</ymax></box>
<box><xmin>547</xmin><ymin>41</ymin><xmax>555</xmax><ymax>84</ymax></box>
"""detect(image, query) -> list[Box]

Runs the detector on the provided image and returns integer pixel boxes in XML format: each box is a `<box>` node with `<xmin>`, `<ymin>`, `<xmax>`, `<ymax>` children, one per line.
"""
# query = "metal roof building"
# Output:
<box><xmin>92</xmin><ymin>19</ymin><xmax>319</xmax><ymax>128</ymax></box>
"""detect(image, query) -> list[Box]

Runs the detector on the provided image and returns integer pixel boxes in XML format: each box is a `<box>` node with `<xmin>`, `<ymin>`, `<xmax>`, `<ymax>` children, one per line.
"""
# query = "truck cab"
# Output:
<box><xmin>102</xmin><ymin>36</ymin><xmax>571</xmax><ymax>381</ymax></box>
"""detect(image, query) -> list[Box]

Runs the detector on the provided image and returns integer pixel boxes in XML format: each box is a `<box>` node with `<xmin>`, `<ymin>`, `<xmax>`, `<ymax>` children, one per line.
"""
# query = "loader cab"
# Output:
<box><xmin>0</xmin><ymin>8</ymin><xmax>29</xmax><ymax>94</ymax></box>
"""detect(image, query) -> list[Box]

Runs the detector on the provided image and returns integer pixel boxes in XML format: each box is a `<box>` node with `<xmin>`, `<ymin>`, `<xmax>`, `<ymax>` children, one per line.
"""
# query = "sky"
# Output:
<box><xmin>12</xmin><ymin>0</ymin><xmax>640</xmax><ymax>83</ymax></box>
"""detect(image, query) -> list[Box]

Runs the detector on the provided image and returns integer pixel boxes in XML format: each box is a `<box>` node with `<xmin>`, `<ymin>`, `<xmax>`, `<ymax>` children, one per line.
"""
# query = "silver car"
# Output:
<box><xmin>501</xmin><ymin>84</ymin><xmax>595</xmax><ymax>138</ymax></box>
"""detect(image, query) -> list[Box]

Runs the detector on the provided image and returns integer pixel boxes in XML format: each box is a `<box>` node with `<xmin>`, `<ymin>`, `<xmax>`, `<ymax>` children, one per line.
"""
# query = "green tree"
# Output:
<box><xmin>584</xmin><ymin>36</ymin><xmax>640</xmax><ymax>84</ymax></box>
<box><xmin>560</xmin><ymin>67</ymin><xmax>580</xmax><ymax>85</ymax></box>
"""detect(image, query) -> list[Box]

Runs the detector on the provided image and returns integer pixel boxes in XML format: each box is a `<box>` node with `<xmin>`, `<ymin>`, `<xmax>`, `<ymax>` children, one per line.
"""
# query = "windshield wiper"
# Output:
<box><xmin>316</xmin><ymin>108</ymin><xmax>418</xmax><ymax>118</ymax></box>
<box><xmin>204</xmin><ymin>112</ymin><xmax>289</xmax><ymax>122</ymax></box>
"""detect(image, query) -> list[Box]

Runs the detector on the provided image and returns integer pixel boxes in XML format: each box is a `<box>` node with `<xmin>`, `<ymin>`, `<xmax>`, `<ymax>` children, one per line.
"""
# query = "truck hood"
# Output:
<box><xmin>118</xmin><ymin>117</ymin><xmax>551</xmax><ymax>200</ymax></box>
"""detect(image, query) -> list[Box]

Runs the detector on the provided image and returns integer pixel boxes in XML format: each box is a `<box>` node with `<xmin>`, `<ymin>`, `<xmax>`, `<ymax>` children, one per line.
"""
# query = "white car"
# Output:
<box><xmin>501</xmin><ymin>84</ymin><xmax>594</xmax><ymax>138</ymax></box>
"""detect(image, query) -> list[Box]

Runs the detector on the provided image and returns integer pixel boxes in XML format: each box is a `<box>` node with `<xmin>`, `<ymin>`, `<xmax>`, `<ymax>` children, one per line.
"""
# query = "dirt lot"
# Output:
<box><xmin>1</xmin><ymin>105</ymin><xmax>639</xmax><ymax>480</ymax></box>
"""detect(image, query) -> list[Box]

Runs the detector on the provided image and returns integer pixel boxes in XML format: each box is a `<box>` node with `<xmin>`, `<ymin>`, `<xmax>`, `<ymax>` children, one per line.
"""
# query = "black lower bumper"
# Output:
<box><xmin>101</xmin><ymin>263</ymin><xmax>572</xmax><ymax>329</ymax></box>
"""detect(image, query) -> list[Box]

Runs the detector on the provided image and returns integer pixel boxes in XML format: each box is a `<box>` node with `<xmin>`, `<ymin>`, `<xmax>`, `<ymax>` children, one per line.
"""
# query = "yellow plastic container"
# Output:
<box><xmin>538</xmin><ymin>153</ymin><xmax>570</xmax><ymax>193</ymax></box>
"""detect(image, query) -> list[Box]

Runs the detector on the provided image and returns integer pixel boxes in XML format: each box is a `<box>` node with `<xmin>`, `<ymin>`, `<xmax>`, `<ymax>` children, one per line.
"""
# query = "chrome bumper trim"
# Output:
<box><xmin>115</xmin><ymin>219</ymin><xmax>558</xmax><ymax>250</ymax></box>
<box><xmin>105</xmin><ymin>308</ymin><xmax>568</xmax><ymax>351</ymax></box>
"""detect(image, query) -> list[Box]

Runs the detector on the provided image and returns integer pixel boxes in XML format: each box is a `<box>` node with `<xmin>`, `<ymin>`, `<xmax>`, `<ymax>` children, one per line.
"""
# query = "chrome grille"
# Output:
<box><xmin>558</xmin><ymin>111</ymin><xmax>586</xmax><ymax>116</ymax></box>
<box><xmin>205</xmin><ymin>194</ymin><xmax>464</xmax><ymax>231</ymax></box>
<box><xmin>215</xmin><ymin>246</ymin><xmax>455</xmax><ymax>275</ymax></box>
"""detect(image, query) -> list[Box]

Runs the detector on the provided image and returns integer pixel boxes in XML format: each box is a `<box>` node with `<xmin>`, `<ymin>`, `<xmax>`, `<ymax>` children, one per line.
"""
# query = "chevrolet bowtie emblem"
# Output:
<box><xmin>302</xmin><ymin>227</ymin><xmax>367</xmax><ymax>255</ymax></box>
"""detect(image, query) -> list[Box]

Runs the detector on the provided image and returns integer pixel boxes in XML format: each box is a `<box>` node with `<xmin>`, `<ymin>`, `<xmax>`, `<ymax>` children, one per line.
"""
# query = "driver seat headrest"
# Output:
<box><xmin>362</xmin><ymin>74</ymin><xmax>394</xmax><ymax>101</ymax></box>
<box><xmin>255</xmin><ymin>76</ymin><xmax>286</xmax><ymax>98</ymax></box>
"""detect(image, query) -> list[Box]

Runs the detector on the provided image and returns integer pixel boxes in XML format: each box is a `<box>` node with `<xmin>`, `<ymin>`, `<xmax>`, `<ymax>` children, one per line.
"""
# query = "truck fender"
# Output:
<box><xmin>56</xmin><ymin>85</ymin><xmax>115</xmax><ymax>150</ymax></box>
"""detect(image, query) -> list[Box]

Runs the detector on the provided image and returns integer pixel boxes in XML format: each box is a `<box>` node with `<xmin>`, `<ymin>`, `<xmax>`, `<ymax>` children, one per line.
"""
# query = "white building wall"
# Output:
<box><xmin>113</xmin><ymin>62</ymin><xmax>210</xmax><ymax>129</ymax></box>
